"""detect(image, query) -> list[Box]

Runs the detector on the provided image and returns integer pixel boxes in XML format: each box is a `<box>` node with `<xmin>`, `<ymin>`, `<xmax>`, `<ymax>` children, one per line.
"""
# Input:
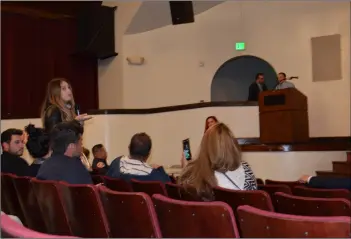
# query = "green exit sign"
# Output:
<box><xmin>236</xmin><ymin>42</ymin><xmax>246</xmax><ymax>51</ymax></box>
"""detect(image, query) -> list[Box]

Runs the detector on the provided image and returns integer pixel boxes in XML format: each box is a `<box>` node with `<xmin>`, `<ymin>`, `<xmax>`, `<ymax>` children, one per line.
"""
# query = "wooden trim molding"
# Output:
<box><xmin>88</xmin><ymin>101</ymin><xmax>258</xmax><ymax>115</ymax></box>
<box><xmin>238</xmin><ymin>137</ymin><xmax>351</xmax><ymax>152</ymax></box>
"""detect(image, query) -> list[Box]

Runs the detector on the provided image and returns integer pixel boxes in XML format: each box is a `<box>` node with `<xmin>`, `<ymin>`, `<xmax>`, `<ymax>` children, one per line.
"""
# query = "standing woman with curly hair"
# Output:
<box><xmin>41</xmin><ymin>78</ymin><xmax>92</xmax><ymax>133</ymax></box>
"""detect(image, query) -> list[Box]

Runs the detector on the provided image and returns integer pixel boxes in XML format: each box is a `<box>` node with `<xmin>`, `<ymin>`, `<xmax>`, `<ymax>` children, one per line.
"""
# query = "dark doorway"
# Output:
<box><xmin>211</xmin><ymin>55</ymin><xmax>277</xmax><ymax>102</ymax></box>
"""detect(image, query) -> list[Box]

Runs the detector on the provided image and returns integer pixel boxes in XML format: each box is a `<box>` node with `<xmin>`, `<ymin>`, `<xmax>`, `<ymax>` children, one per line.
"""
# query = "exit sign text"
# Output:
<box><xmin>235</xmin><ymin>42</ymin><xmax>246</xmax><ymax>51</ymax></box>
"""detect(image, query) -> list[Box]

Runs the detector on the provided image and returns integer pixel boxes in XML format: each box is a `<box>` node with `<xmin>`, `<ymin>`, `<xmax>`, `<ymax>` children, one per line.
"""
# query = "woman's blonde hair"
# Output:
<box><xmin>179</xmin><ymin>122</ymin><xmax>242</xmax><ymax>199</ymax></box>
<box><xmin>40</xmin><ymin>78</ymin><xmax>76</xmax><ymax>124</ymax></box>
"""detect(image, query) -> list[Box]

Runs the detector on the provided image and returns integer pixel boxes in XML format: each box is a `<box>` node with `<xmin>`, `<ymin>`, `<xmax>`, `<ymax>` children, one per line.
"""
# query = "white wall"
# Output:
<box><xmin>1</xmin><ymin>108</ymin><xmax>347</xmax><ymax>180</ymax></box>
<box><xmin>122</xmin><ymin>1</ymin><xmax>350</xmax><ymax>136</ymax></box>
<box><xmin>98</xmin><ymin>1</ymin><xmax>141</xmax><ymax>109</ymax></box>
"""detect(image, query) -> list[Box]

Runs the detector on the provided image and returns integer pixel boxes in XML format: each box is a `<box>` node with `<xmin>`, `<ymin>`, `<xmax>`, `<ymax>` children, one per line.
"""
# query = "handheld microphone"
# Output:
<box><xmin>75</xmin><ymin>104</ymin><xmax>80</xmax><ymax>116</ymax></box>
<box><xmin>289</xmin><ymin>76</ymin><xmax>299</xmax><ymax>80</ymax></box>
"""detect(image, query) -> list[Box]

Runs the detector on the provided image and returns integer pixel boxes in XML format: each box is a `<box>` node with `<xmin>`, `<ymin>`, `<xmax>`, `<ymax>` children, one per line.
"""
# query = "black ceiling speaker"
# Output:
<box><xmin>76</xmin><ymin>5</ymin><xmax>118</xmax><ymax>60</ymax></box>
<box><xmin>169</xmin><ymin>1</ymin><xmax>195</xmax><ymax>25</ymax></box>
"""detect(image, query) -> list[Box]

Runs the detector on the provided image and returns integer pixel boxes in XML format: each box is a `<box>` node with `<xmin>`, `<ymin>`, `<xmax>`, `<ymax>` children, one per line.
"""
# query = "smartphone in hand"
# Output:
<box><xmin>182</xmin><ymin>138</ymin><xmax>192</xmax><ymax>161</ymax></box>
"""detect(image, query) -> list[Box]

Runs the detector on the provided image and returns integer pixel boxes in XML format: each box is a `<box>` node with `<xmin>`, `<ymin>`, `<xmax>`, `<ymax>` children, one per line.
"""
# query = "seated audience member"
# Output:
<box><xmin>1</xmin><ymin>128</ymin><xmax>29</xmax><ymax>176</ymax></box>
<box><xmin>24</xmin><ymin>124</ymin><xmax>51</xmax><ymax>177</ymax></box>
<box><xmin>92</xmin><ymin>144</ymin><xmax>109</xmax><ymax>175</ymax></box>
<box><xmin>204</xmin><ymin>116</ymin><xmax>218</xmax><ymax>133</ymax></box>
<box><xmin>299</xmin><ymin>175</ymin><xmax>351</xmax><ymax>190</ymax></box>
<box><xmin>36</xmin><ymin>120</ymin><xmax>93</xmax><ymax>184</ymax></box>
<box><xmin>106</xmin><ymin>133</ymin><xmax>171</xmax><ymax>183</ymax></box>
<box><xmin>81</xmin><ymin>147</ymin><xmax>92</xmax><ymax>172</ymax></box>
<box><xmin>179</xmin><ymin>123</ymin><xmax>257</xmax><ymax>201</ymax></box>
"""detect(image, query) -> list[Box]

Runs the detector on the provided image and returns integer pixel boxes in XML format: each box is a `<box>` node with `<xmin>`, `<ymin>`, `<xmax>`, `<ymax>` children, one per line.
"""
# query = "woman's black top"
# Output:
<box><xmin>43</xmin><ymin>105</ymin><xmax>63</xmax><ymax>133</ymax></box>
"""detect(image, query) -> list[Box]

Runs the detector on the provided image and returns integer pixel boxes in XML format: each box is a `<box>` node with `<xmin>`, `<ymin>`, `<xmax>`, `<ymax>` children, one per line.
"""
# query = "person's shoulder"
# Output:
<box><xmin>249</xmin><ymin>82</ymin><xmax>257</xmax><ymax>88</ymax></box>
<box><xmin>149</xmin><ymin>167</ymin><xmax>171</xmax><ymax>182</ymax></box>
<box><xmin>241</xmin><ymin>161</ymin><xmax>251</xmax><ymax>167</ymax></box>
<box><xmin>45</xmin><ymin>104</ymin><xmax>62</xmax><ymax>117</ymax></box>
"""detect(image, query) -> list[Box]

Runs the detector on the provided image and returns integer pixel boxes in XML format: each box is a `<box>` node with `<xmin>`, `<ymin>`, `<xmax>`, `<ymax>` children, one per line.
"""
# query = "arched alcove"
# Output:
<box><xmin>211</xmin><ymin>55</ymin><xmax>277</xmax><ymax>102</ymax></box>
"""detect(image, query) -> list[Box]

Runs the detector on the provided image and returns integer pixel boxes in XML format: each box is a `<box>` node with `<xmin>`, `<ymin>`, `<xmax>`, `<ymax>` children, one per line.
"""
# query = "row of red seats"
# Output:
<box><xmin>93</xmin><ymin>175</ymin><xmax>351</xmax><ymax>213</ymax></box>
<box><xmin>2</xmin><ymin>173</ymin><xmax>351</xmax><ymax>237</ymax></box>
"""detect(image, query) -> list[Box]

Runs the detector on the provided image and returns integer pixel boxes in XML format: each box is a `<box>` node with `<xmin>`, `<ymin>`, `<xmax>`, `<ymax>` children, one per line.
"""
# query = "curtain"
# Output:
<box><xmin>1</xmin><ymin>12</ymin><xmax>98</xmax><ymax>120</ymax></box>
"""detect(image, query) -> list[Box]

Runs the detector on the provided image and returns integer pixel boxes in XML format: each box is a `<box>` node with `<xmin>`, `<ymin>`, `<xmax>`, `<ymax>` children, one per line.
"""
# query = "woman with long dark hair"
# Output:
<box><xmin>41</xmin><ymin>78</ymin><xmax>91</xmax><ymax>133</ymax></box>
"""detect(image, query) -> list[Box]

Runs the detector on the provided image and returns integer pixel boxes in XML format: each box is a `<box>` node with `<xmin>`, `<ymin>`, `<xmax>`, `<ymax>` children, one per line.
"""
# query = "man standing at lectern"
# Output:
<box><xmin>275</xmin><ymin>72</ymin><xmax>295</xmax><ymax>90</ymax></box>
<box><xmin>248</xmin><ymin>73</ymin><xmax>268</xmax><ymax>101</ymax></box>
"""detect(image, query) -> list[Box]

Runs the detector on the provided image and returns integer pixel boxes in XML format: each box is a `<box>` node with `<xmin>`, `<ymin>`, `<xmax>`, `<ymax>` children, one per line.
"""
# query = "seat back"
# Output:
<box><xmin>1</xmin><ymin>173</ymin><xmax>26</xmax><ymax>225</ymax></box>
<box><xmin>178</xmin><ymin>186</ymin><xmax>205</xmax><ymax>201</ymax></box>
<box><xmin>59</xmin><ymin>182</ymin><xmax>109</xmax><ymax>237</ymax></box>
<box><xmin>265</xmin><ymin>179</ymin><xmax>301</xmax><ymax>189</ymax></box>
<box><xmin>274</xmin><ymin>192</ymin><xmax>351</xmax><ymax>217</ymax></box>
<box><xmin>213</xmin><ymin>187</ymin><xmax>274</xmax><ymax>211</ymax></box>
<box><xmin>30</xmin><ymin>178</ymin><xmax>72</xmax><ymax>235</ymax></box>
<box><xmin>103</xmin><ymin>176</ymin><xmax>133</xmax><ymax>192</ymax></box>
<box><xmin>131</xmin><ymin>179</ymin><xmax>167</xmax><ymax>196</ymax></box>
<box><xmin>1</xmin><ymin>173</ymin><xmax>11</xmax><ymax>214</ymax></box>
<box><xmin>293</xmin><ymin>186</ymin><xmax>351</xmax><ymax>200</ymax></box>
<box><xmin>91</xmin><ymin>175</ymin><xmax>104</xmax><ymax>185</ymax></box>
<box><xmin>258</xmin><ymin>184</ymin><xmax>292</xmax><ymax>208</ymax></box>
<box><xmin>256</xmin><ymin>178</ymin><xmax>264</xmax><ymax>185</ymax></box>
<box><xmin>168</xmin><ymin>174</ymin><xmax>177</xmax><ymax>183</ymax></box>
<box><xmin>237</xmin><ymin>205</ymin><xmax>351</xmax><ymax>238</ymax></box>
<box><xmin>99</xmin><ymin>186</ymin><xmax>161</xmax><ymax>238</ymax></box>
<box><xmin>152</xmin><ymin>194</ymin><xmax>239</xmax><ymax>238</ymax></box>
<box><xmin>12</xmin><ymin>176</ymin><xmax>46</xmax><ymax>233</ymax></box>
<box><xmin>0</xmin><ymin>214</ymin><xmax>77</xmax><ymax>238</ymax></box>
<box><xmin>258</xmin><ymin>184</ymin><xmax>292</xmax><ymax>196</ymax></box>
<box><xmin>165</xmin><ymin>183</ymin><xmax>182</xmax><ymax>200</ymax></box>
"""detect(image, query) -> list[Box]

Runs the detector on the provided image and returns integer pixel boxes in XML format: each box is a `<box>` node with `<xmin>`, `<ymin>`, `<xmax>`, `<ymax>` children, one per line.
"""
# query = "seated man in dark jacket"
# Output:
<box><xmin>91</xmin><ymin>144</ymin><xmax>109</xmax><ymax>175</ymax></box>
<box><xmin>37</xmin><ymin>120</ymin><xmax>93</xmax><ymax>185</ymax></box>
<box><xmin>106</xmin><ymin>132</ymin><xmax>170</xmax><ymax>183</ymax></box>
<box><xmin>299</xmin><ymin>175</ymin><xmax>351</xmax><ymax>190</ymax></box>
<box><xmin>1</xmin><ymin>128</ymin><xmax>29</xmax><ymax>176</ymax></box>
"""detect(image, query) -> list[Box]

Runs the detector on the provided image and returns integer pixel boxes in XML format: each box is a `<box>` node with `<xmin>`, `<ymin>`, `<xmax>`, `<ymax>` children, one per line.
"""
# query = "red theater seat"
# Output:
<box><xmin>58</xmin><ymin>182</ymin><xmax>109</xmax><ymax>237</ymax></box>
<box><xmin>12</xmin><ymin>176</ymin><xmax>46</xmax><ymax>233</ymax></box>
<box><xmin>213</xmin><ymin>187</ymin><xmax>274</xmax><ymax>212</ymax></box>
<box><xmin>103</xmin><ymin>176</ymin><xmax>133</xmax><ymax>192</ymax></box>
<box><xmin>293</xmin><ymin>186</ymin><xmax>351</xmax><ymax>200</ymax></box>
<box><xmin>1</xmin><ymin>214</ymin><xmax>78</xmax><ymax>238</ymax></box>
<box><xmin>274</xmin><ymin>192</ymin><xmax>351</xmax><ymax>217</ymax></box>
<box><xmin>30</xmin><ymin>178</ymin><xmax>72</xmax><ymax>235</ymax></box>
<box><xmin>237</xmin><ymin>205</ymin><xmax>351</xmax><ymax>238</ymax></box>
<box><xmin>131</xmin><ymin>179</ymin><xmax>167</xmax><ymax>196</ymax></box>
<box><xmin>1</xmin><ymin>173</ymin><xmax>26</xmax><ymax>226</ymax></box>
<box><xmin>152</xmin><ymin>194</ymin><xmax>239</xmax><ymax>238</ymax></box>
<box><xmin>99</xmin><ymin>186</ymin><xmax>161</xmax><ymax>238</ymax></box>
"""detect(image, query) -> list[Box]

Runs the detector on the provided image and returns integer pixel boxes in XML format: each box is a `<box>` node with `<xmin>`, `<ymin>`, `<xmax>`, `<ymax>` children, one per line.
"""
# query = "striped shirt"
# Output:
<box><xmin>119</xmin><ymin>156</ymin><xmax>153</xmax><ymax>175</ymax></box>
<box><xmin>275</xmin><ymin>81</ymin><xmax>295</xmax><ymax>90</ymax></box>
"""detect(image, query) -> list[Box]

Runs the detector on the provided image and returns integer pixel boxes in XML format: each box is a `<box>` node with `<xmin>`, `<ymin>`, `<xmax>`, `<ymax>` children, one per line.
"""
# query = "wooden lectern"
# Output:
<box><xmin>258</xmin><ymin>88</ymin><xmax>309</xmax><ymax>144</ymax></box>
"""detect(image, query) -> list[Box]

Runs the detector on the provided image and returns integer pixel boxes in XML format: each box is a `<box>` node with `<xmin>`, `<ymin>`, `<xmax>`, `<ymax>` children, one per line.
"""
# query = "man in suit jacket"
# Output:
<box><xmin>248</xmin><ymin>73</ymin><xmax>268</xmax><ymax>101</ymax></box>
<box><xmin>299</xmin><ymin>175</ymin><xmax>351</xmax><ymax>190</ymax></box>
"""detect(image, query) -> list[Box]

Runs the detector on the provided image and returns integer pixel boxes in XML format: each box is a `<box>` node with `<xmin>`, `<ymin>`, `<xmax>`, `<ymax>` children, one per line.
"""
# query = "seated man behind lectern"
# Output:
<box><xmin>275</xmin><ymin>72</ymin><xmax>295</xmax><ymax>90</ymax></box>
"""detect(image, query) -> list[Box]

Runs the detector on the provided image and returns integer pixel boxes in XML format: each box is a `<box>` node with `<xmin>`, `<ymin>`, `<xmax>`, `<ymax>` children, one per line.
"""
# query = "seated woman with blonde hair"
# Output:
<box><xmin>179</xmin><ymin>122</ymin><xmax>257</xmax><ymax>201</ymax></box>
